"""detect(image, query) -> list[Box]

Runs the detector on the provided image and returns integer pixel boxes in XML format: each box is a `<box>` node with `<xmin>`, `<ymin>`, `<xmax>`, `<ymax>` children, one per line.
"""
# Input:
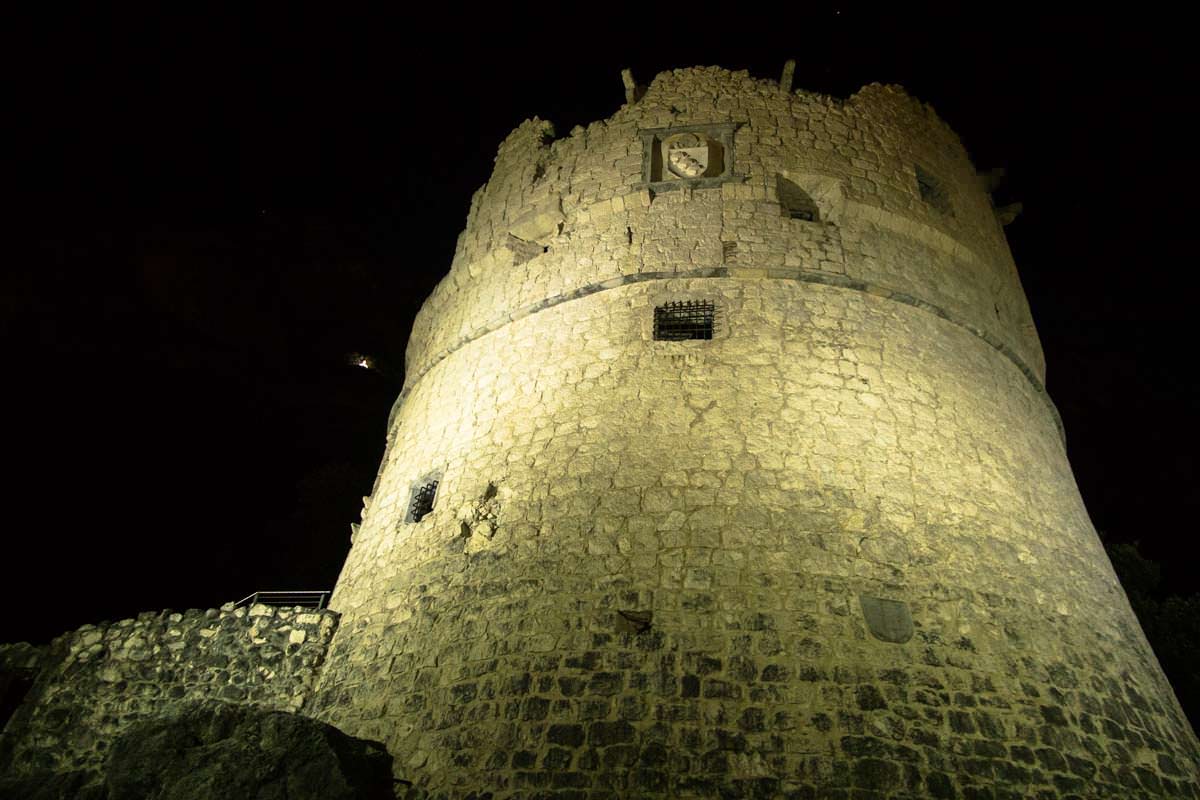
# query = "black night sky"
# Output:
<box><xmin>5</xmin><ymin>7</ymin><xmax>1196</xmax><ymax>666</ymax></box>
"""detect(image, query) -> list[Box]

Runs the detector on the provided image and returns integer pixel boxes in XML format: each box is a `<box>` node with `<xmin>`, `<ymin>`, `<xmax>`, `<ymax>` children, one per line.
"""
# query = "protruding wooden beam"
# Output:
<box><xmin>621</xmin><ymin>68</ymin><xmax>638</xmax><ymax>105</ymax></box>
<box><xmin>780</xmin><ymin>59</ymin><xmax>796</xmax><ymax>93</ymax></box>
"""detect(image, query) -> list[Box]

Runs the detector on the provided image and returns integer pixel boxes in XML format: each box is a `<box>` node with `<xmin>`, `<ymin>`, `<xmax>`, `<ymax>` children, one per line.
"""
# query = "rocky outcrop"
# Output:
<box><xmin>0</xmin><ymin>604</ymin><xmax>338</xmax><ymax>777</ymax></box>
<box><xmin>0</xmin><ymin>701</ymin><xmax>396</xmax><ymax>800</ymax></box>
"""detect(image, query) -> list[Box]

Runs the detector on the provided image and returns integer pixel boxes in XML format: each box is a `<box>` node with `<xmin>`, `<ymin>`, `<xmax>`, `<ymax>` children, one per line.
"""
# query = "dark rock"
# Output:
<box><xmin>102</xmin><ymin>700</ymin><xmax>393</xmax><ymax>800</ymax></box>
<box><xmin>1051</xmin><ymin>773</ymin><xmax>1085</xmax><ymax>794</ymax></box>
<box><xmin>542</xmin><ymin>747</ymin><xmax>573</xmax><ymax>769</ymax></box>
<box><xmin>0</xmin><ymin>771</ymin><xmax>106</xmax><ymax>800</ymax></box>
<box><xmin>972</xmin><ymin>740</ymin><xmax>1006</xmax><ymax>758</ymax></box>
<box><xmin>712</xmin><ymin>729</ymin><xmax>748</xmax><ymax>753</ymax></box>
<box><xmin>925</xmin><ymin>771</ymin><xmax>955</xmax><ymax>799</ymax></box>
<box><xmin>616</xmin><ymin>609</ymin><xmax>653</xmax><ymax>634</ymax></box>
<box><xmin>638</xmin><ymin>742</ymin><xmax>668</xmax><ymax>767</ymax></box>
<box><xmin>948</xmin><ymin>710</ymin><xmax>976</xmax><ymax>734</ymax></box>
<box><xmin>550</xmin><ymin>770</ymin><xmax>589</xmax><ymax>788</ymax></box>
<box><xmin>601</xmin><ymin>744</ymin><xmax>638</xmax><ymax>769</ymax></box>
<box><xmin>1066</xmin><ymin>754</ymin><xmax>1096</xmax><ymax>779</ymax></box>
<box><xmin>973</xmin><ymin>711</ymin><xmax>1005</xmax><ymax>739</ymax></box>
<box><xmin>586</xmin><ymin>672</ymin><xmax>623</xmax><ymax>696</ymax></box>
<box><xmin>557</xmin><ymin>676</ymin><xmax>586</xmax><ymax>696</ymax></box>
<box><xmin>547</xmin><ymin>723</ymin><xmax>585</xmax><ymax>747</ymax></box>
<box><xmin>841</xmin><ymin>736</ymin><xmax>888</xmax><ymax>757</ymax></box>
<box><xmin>521</xmin><ymin>696</ymin><xmax>551</xmax><ymax>720</ymax></box>
<box><xmin>450</xmin><ymin>682</ymin><xmax>477</xmax><ymax>704</ymax></box>
<box><xmin>852</xmin><ymin>758</ymin><xmax>900</xmax><ymax>790</ymax></box>
<box><xmin>702</xmin><ymin>679</ymin><xmax>740</xmax><ymax>700</ymax></box>
<box><xmin>728</xmin><ymin>656</ymin><xmax>759</xmax><ymax>682</ymax></box>
<box><xmin>738</xmin><ymin>707</ymin><xmax>767</xmax><ymax>732</ymax></box>
<box><xmin>1039</xmin><ymin>704</ymin><xmax>1069</xmax><ymax>726</ymax></box>
<box><xmin>588</xmin><ymin>720</ymin><xmax>635</xmax><ymax>746</ymax></box>
<box><xmin>631</xmin><ymin>768</ymin><xmax>669</xmax><ymax>792</ymax></box>
<box><xmin>1034</xmin><ymin>747</ymin><xmax>1067</xmax><ymax>772</ymax></box>
<box><xmin>761</xmin><ymin>664</ymin><xmax>791</xmax><ymax>682</ymax></box>
<box><xmin>962</xmin><ymin>788</ymin><xmax>994</xmax><ymax>800</ymax></box>
<box><xmin>953</xmin><ymin>692</ymin><xmax>977</xmax><ymax>707</ymax></box>
<box><xmin>856</xmin><ymin>685</ymin><xmax>887</xmax><ymax>711</ymax></box>
<box><xmin>995</xmin><ymin>760</ymin><xmax>1031</xmax><ymax>784</ymax></box>
<box><xmin>796</xmin><ymin>666</ymin><xmax>825</xmax><ymax>682</ymax></box>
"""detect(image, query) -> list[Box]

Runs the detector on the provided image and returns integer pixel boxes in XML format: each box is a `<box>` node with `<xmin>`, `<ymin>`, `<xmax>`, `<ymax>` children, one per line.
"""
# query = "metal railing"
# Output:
<box><xmin>234</xmin><ymin>590</ymin><xmax>331</xmax><ymax>609</ymax></box>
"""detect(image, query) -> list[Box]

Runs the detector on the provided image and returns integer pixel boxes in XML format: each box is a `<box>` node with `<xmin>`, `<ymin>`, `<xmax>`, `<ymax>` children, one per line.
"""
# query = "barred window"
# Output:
<box><xmin>408</xmin><ymin>480</ymin><xmax>438</xmax><ymax>523</ymax></box>
<box><xmin>654</xmin><ymin>300</ymin><xmax>715</xmax><ymax>341</ymax></box>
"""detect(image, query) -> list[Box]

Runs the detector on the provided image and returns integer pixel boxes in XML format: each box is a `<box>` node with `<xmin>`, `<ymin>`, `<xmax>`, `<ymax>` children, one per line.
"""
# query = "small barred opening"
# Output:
<box><xmin>916</xmin><ymin>165</ymin><xmax>953</xmax><ymax>215</ymax></box>
<box><xmin>654</xmin><ymin>301</ymin><xmax>716</xmax><ymax>341</ymax></box>
<box><xmin>409</xmin><ymin>481</ymin><xmax>438</xmax><ymax>523</ymax></box>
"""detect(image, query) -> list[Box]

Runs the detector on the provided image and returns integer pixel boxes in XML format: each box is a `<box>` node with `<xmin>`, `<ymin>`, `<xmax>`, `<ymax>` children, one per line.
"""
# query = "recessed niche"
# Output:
<box><xmin>775</xmin><ymin>173</ymin><xmax>845</xmax><ymax>225</ymax></box>
<box><xmin>777</xmin><ymin>176</ymin><xmax>820</xmax><ymax>221</ymax></box>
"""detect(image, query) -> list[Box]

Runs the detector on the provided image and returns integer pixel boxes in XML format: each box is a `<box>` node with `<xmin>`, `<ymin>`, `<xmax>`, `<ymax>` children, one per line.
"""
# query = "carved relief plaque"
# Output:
<box><xmin>639</xmin><ymin>123</ymin><xmax>740</xmax><ymax>192</ymax></box>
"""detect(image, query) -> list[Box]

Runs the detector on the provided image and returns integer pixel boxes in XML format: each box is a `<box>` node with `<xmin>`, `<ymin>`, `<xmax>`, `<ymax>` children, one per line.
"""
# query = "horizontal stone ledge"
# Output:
<box><xmin>390</xmin><ymin>268</ymin><xmax>1063</xmax><ymax>445</ymax></box>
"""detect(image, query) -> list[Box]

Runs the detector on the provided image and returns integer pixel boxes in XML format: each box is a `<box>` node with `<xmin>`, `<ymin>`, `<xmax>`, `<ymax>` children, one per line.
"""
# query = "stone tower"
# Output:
<box><xmin>310</xmin><ymin>67</ymin><xmax>1199</xmax><ymax>798</ymax></box>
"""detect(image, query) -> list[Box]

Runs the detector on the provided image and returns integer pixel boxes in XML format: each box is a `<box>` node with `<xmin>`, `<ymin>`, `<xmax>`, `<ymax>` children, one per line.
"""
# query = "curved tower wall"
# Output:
<box><xmin>311</xmin><ymin>67</ymin><xmax>1199</xmax><ymax>798</ymax></box>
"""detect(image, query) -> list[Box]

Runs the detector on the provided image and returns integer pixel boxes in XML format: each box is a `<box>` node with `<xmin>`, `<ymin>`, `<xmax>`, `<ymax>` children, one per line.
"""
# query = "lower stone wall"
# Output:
<box><xmin>0</xmin><ymin>603</ymin><xmax>339</xmax><ymax>778</ymax></box>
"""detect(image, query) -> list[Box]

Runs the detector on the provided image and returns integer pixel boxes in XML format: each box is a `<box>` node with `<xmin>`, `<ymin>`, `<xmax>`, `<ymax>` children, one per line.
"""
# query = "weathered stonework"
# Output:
<box><xmin>0</xmin><ymin>603</ymin><xmax>338</xmax><ymax>780</ymax></box>
<box><xmin>309</xmin><ymin>66</ymin><xmax>1200</xmax><ymax>798</ymax></box>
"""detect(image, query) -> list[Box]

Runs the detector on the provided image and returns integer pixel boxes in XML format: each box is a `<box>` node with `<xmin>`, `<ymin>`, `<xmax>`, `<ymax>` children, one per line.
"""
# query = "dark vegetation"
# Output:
<box><xmin>1103</xmin><ymin>538</ymin><xmax>1200</xmax><ymax>728</ymax></box>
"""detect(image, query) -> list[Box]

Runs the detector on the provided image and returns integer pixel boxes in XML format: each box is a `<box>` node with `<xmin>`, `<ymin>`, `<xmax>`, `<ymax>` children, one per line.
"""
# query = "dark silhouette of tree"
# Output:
<box><xmin>1103</xmin><ymin>538</ymin><xmax>1200</xmax><ymax>728</ymax></box>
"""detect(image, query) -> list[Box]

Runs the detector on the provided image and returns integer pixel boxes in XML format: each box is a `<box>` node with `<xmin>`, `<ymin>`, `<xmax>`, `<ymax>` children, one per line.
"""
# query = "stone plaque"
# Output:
<box><xmin>638</xmin><ymin>122</ymin><xmax>741</xmax><ymax>192</ymax></box>
<box><xmin>859</xmin><ymin>595</ymin><xmax>914</xmax><ymax>644</ymax></box>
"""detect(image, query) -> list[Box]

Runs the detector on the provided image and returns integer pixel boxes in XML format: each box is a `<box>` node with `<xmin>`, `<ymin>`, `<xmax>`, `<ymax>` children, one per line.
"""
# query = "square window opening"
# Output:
<box><xmin>777</xmin><ymin>176</ymin><xmax>820</xmax><ymax>222</ymax></box>
<box><xmin>915</xmin><ymin>165</ymin><xmax>953</xmax><ymax>215</ymax></box>
<box><xmin>654</xmin><ymin>300</ymin><xmax>716</xmax><ymax>341</ymax></box>
<box><xmin>408</xmin><ymin>480</ymin><xmax>439</xmax><ymax>523</ymax></box>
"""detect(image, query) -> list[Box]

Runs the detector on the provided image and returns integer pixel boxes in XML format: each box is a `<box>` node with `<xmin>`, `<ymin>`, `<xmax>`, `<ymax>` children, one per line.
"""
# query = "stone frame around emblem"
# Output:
<box><xmin>637</xmin><ymin>122</ymin><xmax>744</xmax><ymax>193</ymax></box>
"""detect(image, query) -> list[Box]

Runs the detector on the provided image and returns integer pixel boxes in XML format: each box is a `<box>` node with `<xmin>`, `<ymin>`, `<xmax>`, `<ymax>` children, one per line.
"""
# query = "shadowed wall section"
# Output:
<box><xmin>0</xmin><ymin>605</ymin><xmax>339</xmax><ymax>779</ymax></box>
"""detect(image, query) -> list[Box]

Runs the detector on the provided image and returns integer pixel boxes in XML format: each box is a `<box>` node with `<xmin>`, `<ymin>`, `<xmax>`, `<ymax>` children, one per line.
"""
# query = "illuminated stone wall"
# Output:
<box><xmin>311</xmin><ymin>67</ymin><xmax>1199</xmax><ymax>798</ymax></box>
<box><xmin>0</xmin><ymin>604</ymin><xmax>338</xmax><ymax>779</ymax></box>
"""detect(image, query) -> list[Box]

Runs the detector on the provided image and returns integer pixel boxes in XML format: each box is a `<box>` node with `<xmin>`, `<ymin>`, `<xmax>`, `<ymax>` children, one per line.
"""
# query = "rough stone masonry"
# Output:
<box><xmin>307</xmin><ymin>65</ymin><xmax>1200</xmax><ymax>797</ymax></box>
<box><xmin>2</xmin><ymin>65</ymin><xmax>1198</xmax><ymax>799</ymax></box>
<box><xmin>0</xmin><ymin>604</ymin><xmax>338</xmax><ymax>779</ymax></box>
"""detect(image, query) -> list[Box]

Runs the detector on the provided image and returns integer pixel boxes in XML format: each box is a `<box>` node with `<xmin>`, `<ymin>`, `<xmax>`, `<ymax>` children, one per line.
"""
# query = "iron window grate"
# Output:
<box><xmin>654</xmin><ymin>300</ymin><xmax>716</xmax><ymax>341</ymax></box>
<box><xmin>409</xmin><ymin>481</ymin><xmax>438</xmax><ymax>522</ymax></box>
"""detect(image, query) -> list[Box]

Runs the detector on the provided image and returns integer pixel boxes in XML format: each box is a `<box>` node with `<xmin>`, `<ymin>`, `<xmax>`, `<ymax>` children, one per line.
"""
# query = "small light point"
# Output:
<box><xmin>348</xmin><ymin>352</ymin><xmax>375</xmax><ymax>370</ymax></box>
